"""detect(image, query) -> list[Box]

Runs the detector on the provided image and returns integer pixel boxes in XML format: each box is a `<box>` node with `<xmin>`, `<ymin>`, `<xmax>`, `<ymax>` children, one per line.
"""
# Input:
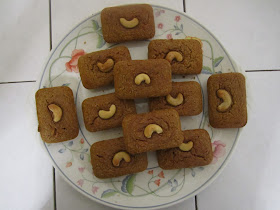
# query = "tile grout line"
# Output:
<box><xmin>0</xmin><ymin>70</ymin><xmax>278</xmax><ymax>85</ymax></box>
<box><xmin>49</xmin><ymin>0</ymin><xmax>56</xmax><ymax>210</ymax></box>
<box><xmin>0</xmin><ymin>80</ymin><xmax>36</xmax><ymax>84</ymax></box>
<box><xmin>195</xmin><ymin>196</ymin><xmax>198</xmax><ymax>210</ymax></box>
<box><xmin>53</xmin><ymin>167</ymin><xmax>57</xmax><ymax>210</ymax></box>
<box><xmin>49</xmin><ymin>0</ymin><xmax>53</xmax><ymax>51</ymax></box>
<box><xmin>245</xmin><ymin>69</ymin><xmax>280</xmax><ymax>72</ymax></box>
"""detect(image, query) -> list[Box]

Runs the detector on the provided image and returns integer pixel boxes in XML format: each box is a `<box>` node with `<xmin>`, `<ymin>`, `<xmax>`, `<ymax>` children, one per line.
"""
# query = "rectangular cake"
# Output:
<box><xmin>207</xmin><ymin>72</ymin><xmax>247</xmax><ymax>128</ymax></box>
<box><xmin>82</xmin><ymin>93</ymin><xmax>136</xmax><ymax>132</ymax></box>
<box><xmin>149</xmin><ymin>81</ymin><xmax>203</xmax><ymax>116</ymax></box>
<box><xmin>78</xmin><ymin>46</ymin><xmax>131</xmax><ymax>89</ymax></box>
<box><xmin>122</xmin><ymin>109</ymin><xmax>184</xmax><ymax>154</ymax></box>
<box><xmin>101</xmin><ymin>4</ymin><xmax>155</xmax><ymax>43</ymax></box>
<box><xmin>35</xmin><ymin>86</ymin><xmax>79</xmax><ymax>143</ymax></box>
<box><xmin>91</xmin><ymin>137</ymin><xmax>148</xmax><ymax>178</ymax></box>
<box><xmin>148</xmin><ymin>39</ymin><xmax>202</xmax><ymax>74</ymax></box>
<box><xmin>157</xmin><ymin>129</ymin><xmax>213</xmax><ymax>169</ymax></box>
<box><xmin>114</xmin><ymin>59</ymin><xmax>172</xmax><ymax>99</ymax></box>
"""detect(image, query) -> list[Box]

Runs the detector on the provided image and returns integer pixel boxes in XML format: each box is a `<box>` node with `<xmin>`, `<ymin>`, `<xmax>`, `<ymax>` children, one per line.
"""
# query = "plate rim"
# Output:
<box><xmin>38</xmin><ymin>4</ymin><xmax>243</xmax><ymax>209</ymax></box>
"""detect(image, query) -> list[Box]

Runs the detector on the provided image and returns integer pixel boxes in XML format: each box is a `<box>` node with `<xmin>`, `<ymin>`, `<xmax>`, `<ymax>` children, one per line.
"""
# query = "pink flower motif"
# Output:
<box><xmin>80</xmin><ymin>138</ymin><xmax>84</xmax><ymax>144</ymax></box>
<box><xmin>148</xmin><ymin>170</ymin><xmax>153</xmax><ymax>175</ymax></box>
<box><xmin>78</xmin><ymin>167</ymin><xmax>85</xmax><ymax>173</ymax></box>
<box><xmin>212</xmin><ymin>140</ymin><xmax>226</xmax><ymax>164</ymax></box>
<box><xmin>66</xmin><ymin>162</ymin><xmax>72</xmax><ymax>168</ymax></box>
<box><xmin>167</xmin><ymin>34</ymin><xmax>173</xmax><ymax>40</ymax></box>
<box><xmin>92</xmin><ymin>186</ymin><xmax>99</xmax><ymax>194</ymax></box>
<box><xmin>158</xmin><ymin>171</ymin><xmax>165</xmax><ymax>178</ymax></box>
<box><xmin>157</xmin><ymin>23</ymin><xmax>163</xmax><ymax>29</ymax></box>
<box><xmin>77</xmin><ymin>179</ymin><xmax>84</xmax><ymax>187</ymax></box>
<box><xmin>65</xmin><ymin>49</ymin><xmax>85</xmax><ymax>73</ymax></box>
<box><xmin>154</xmin><ymin>179</ymin><xmax>161</xmax><ymax>186</ymax></box>
<box><xmin>160</xmin><ymin>10</ymin><xmax>165</xmax><ymax>13</ymax></box>
<box><xmin>155</xmin><ymin>10</ymin><xmax>161</xmax><ymax>17</ymax></box>
<box><xmin>175</xmin><ymin>16</ymin><xmax>181</xmax><ymax>22</ymax></box>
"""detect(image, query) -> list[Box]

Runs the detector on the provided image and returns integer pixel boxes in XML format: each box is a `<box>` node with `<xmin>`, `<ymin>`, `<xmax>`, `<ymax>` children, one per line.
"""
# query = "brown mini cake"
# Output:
<box><xmin>78</xmin><ymin>46</ymin><xmax>131</xmax><ymax>89</ymax></box>
<box><xmin>148</xmin><ymin>39</ymin><xmax>202</xmax><ymax>74</ymax></box>
<box><xmin>207</xmin><ymin>73</ymin><xmax>247</xmax><ymax>128</ymax></box>
<box><xmin>35</xmin><ymin>86</ymin><xmax>79</xmax><ymax>143</ymax></box>
<box><xmin>91</xmin><ymin>137</ymin><xmax>148</xmax><ymax>178</ymax></box>
<box><xmin>149</xmin><ymin>81</ymin><xmax>203</xmax><ymax>116</ymax></box>
<box><xmin>82</xmin><ymin>93</ymin><xmax>136</xmax><ymax>132</ymax></box>
<box><xmin>157</xmin><ymin>129</ymin><xmax>213</xmax><ymax>169</ymax></box>
<box><xmin>114</xmin><ymin>59</ymin><xmax>172</xmax><ymax>99</ymax></box>
<box><xmin>122</xmin><ymin>109</ymin><xmax>184</xmax><ymax>154</ymax></box>
<box><xmin>101</xmin><ymin>4</ymin><xmax>155</xmax><ymax>43</ymax></box>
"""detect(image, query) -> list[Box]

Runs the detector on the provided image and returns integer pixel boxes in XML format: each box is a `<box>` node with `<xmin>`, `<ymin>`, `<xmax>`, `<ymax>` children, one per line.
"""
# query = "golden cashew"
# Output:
<box><xmin>144</xmin><ymin>124</ymin><xmax>163</xmax><ymax>138</ymax></box>
<box><xmin>217</xmin><ymin>89</ymin><xmax>232</xmax><ymax>112</ymax></box>
<box><xmin>112</xmin><ymin>151</ymin><xmax>131</xmax><ymax>166</ymax></box>
<box><xmin>48</xmin><ymin>104</ymin><xmax>62</xmax><ymax>122</ymax></box>
<box><xmin>97</xmin><ymin>59</ymin><xmax>114</xmax><ymax>73</ymax></box>
<box><xmin>135</xmin><ymin>73</ymin><xmax>151</xmax><ymax>85</ymax></box>
<box><xmin>166</xmin><ymin>93</ymin><xmax>184</xmax><ymax>106</ymax></box>
<box><xmin>179</xmin><ymin>141</ymin><xmax>193</xmax><ymax>152</ymax></box>
<box><xmin>120</xmin><ymin>17</ymin><xmax>139</xmax><ymax>28</ymax></box>
<box><xmin>98</xmin><ymin>104</ymin><xmax>116</xmax><ymax>119</ymax></box>
<box><xmin>165</xmin><ymin>51</ymin><xmax>183</xmax><ymax>63</ymax></box>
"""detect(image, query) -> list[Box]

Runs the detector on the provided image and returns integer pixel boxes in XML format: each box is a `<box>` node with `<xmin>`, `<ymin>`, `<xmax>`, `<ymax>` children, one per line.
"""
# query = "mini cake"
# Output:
<box><xmin>207</xmin><ymin>73</ymin><xmax>247</xmax><ymax>128</ymax></box>
<box><xmin>35</xmin><ymin>86</ymin><xmax>79</xmax><ymax>143</ymax></box>
<box><xmin>114</xmin><ymin>59</ymin><xmax>172</xmax><ymax>99</ymax></box>
<box><xmin>101</xmin><ymin>4</ymin><xmax>155</xmax><ymax>43</ymax></box>
<box><xmin>148</xmin><ymin>39</ymin><xmax>202</xmax><ymax>74</ymax></box>
<box><xmin>91</xmin><ymin>137</ymin><xmax>148</xmax><ymax>178</ymax></box>
<box><xmin>82</xmin><ymin>93</ymin><xmax>136</xmax><ymax>132</ymax></box>
<box><xmin>122</xmin><ymin>109</ymin><xmax>184</xmax><ymax>154</ymax></box>
<box><xmin>149</xmin><ymin>81</ymin><xmax>203</xmax><ymax>116</ymax></box>
<box><xmin>157</xmin><ymin>129</ymin><xmax>213</xmax><ymax>169</ymax></box>
<box><xmin>78</xmin><ymin>46</ymin><xmax>131</xmax><ymax>89</ymax></box>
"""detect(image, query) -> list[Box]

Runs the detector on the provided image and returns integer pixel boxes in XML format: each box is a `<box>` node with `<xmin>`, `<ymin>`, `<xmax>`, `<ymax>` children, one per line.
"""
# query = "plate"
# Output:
<box><xmin>38</xmin><ymin>5</ymin><xmax>243</xmax><ymax>209</ymax></box>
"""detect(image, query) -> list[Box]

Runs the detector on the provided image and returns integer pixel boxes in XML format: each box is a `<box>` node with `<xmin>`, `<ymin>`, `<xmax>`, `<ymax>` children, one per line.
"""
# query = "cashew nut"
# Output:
<box><xmin>120</xmin><ymin>17</ymin><xmax>139</xmax><ymax>28</ymax></box>
<box><xmin>98</xmin><ymin>104</ymin><xmax>116</xmax><ymax>119</ymax></box>
<box><xmin>165</xmin><ymin>51</ymin><xmax>183</xmax><ymax>63</ymax></box>
<box><xmin>135</xmin><ymin>73</ymin><xmax>151</xmax><ymax>85</ymax></box>
<box><xmin>217</xmin><ymin>89</ymin><xmax>232</xmax><ymax>112</ymax></box>
<box><xmin>48</xmin><ymin>104</ymin><xmax>62</xmax><ymax>122</ymax></box>
<box><xmin>144</xmin><ymin>124</ymin><xmax>163</xmax><ymax>138</ymax></box>
<box><xmin>179</xmin><ymin>141</ymin><xmax>193</xmax><ymax>152</ymax></box>
<box><xmin>112</xmin><ymin>151</ymin><xmax>131</xmax><ymax>166</ymax></box>
<box><xmin>166</xmin><ymin>93</ymin><xmax>184</xmax><ymax>106</ymax></box>
<box><xmin>97</xmin><ymin>59</ymin><xmax>114</xmax><ymax>73</ymax></box>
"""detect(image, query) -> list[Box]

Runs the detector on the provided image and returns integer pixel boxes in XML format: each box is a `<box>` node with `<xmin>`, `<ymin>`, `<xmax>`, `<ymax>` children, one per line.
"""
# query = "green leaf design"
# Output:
<box><xmin>214</xmin><ymin>56</ymin><xmax>224</xmax><ymax>67</ymax></box>
<box><xmin>96</xmin><ymin>34</ymin><xmax>106</xmax><ymax>48</ymax></box>
<box><xmin>126</xmin><ymin>174</ymin><xmax>136</xmax><ymax>194</ymax></box>
<box><xmin>202</xmin><ymin>66</ymin><xmax>212</xmax><ymax>72</ymax></box>
<box><xmin>92</xmin><ymin>20</ymin><xmax>99</xmax><ymax>30</ymax></box>
<box><xmin>101</xmin><ymin>189</ymin><xmax>117</xmax><ymax>198</ymax></box>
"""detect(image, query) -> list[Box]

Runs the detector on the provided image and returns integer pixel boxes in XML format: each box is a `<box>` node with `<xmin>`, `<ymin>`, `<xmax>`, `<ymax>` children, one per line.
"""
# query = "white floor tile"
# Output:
<box><xmin>197</xmin><ymin>72</ymin><xmax>280</xmax><ymax>210</ymax></box>
<box><xmin>0</xmin><ymin>82</ymin><xmax>53</xmax><ymax>210</ymax></box>
<box><xmin>0</xmin><ymin>0</ymin><xmax>50</xmax><ymax>82</ymax></box>
<box><xmin>188</xmin><ymin>0</ymin><xmax>280</xmax><ymax>70</ymax></box>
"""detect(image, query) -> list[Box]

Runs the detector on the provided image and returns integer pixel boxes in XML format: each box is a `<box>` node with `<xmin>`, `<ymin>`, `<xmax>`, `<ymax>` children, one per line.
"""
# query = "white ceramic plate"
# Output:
<box><xmin>38</xmin><ymin>5</ymin><xmax>243</xmax><ymax>209</ymax></box>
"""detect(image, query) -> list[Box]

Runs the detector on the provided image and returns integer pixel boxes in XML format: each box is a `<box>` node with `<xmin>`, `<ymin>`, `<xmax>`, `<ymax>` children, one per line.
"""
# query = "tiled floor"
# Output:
<box><xmin>1</xmin><ymin>0</ymin><xmax>279</xmax><ymax>209</ymax></box>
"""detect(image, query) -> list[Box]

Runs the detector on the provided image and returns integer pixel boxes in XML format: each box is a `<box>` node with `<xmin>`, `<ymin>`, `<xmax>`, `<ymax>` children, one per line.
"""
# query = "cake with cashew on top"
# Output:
<box><xmin>35</xmin><ymin>4</ymin><xmax>247</xmax><ymax>179</ymax></box>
